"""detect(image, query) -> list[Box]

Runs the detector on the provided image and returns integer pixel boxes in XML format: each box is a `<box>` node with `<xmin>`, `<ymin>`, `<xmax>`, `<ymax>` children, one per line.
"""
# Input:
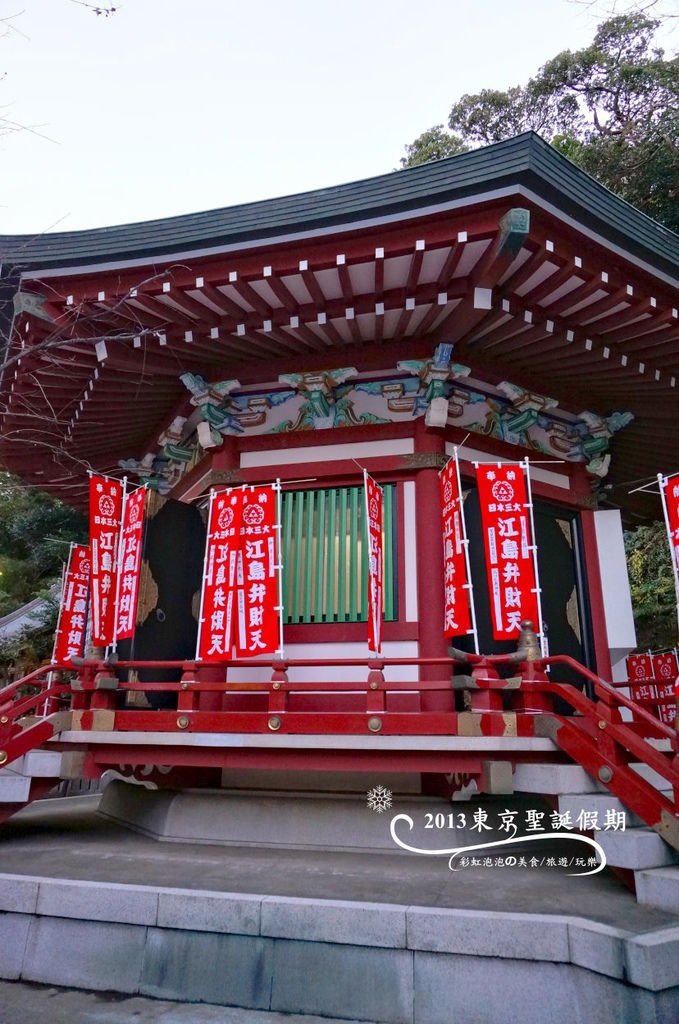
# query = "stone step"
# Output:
<box><xmin>555</xmin><ymin>793</ymin><xmax>645</xmax><ymax>829</ymax></box>
<box><xmin>18</xmin><ymin>750</ymin><xmax>63</xmax><ymax>778</ymax></box>
<box><xmin>598</xmin><ymin>827</ymin><xmax>679</xmax><ymax>871</ymax></box>
<box><xmin>0</xmin><ymin>774</ymin><xmax>31</xmax><ymax>803</ymax></box>
<box><xmin>629</xmin><ymin>763</ymin><xmax>676</xmax><ymax>792</ymax></box>
<box><xmin>635</xmin><ymin>866</ymin><xmax>679</xmax><ymax>913</ymax></box>
<box><xmin>513</xmin><ymin>762</ymin><xmax>606</xmax><ymax>795</ymax></box>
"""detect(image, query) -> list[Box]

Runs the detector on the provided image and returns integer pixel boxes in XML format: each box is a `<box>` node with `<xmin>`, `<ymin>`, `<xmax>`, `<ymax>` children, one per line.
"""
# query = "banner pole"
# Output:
<box><xmin>658</xmin><ymin>472</ymin><xmax>679</xmax><ymax>633</ymax></box>
<box><xmin>453</xmin><ymin>447</ymin><xmax>480</xmax><ymax>654</ymax></box>
<box><xmin>274</xmin><ymin>478</ymin><xmax>285</xmax><ymax>659</ymax></box>
<box><xmin>522</xmin><ymin>457</ymin><xmax>546</xmax><ymax>657</ymax></box>
<box><xmin>110</xmin><ymin>475</ymin><xmax>127</xmax><ymax>656</ymax></box>
<box><xmin>44</xmin><ymin>550</ymin><xmax>71</xmax><ymax>716</ymax></box>
<box><xmin>51</xmin><ymin>548</ymin><xmax>71</xmax><ymax>666</ymax></box>
<box><xmin>195</xmin><ymin>489</ymin><xmax>216</xmax><ymax>661</ymax></box>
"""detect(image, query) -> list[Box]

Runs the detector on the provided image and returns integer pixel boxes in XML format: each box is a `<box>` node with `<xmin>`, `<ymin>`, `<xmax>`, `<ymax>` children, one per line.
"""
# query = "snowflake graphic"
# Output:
<box><xmin>366</xmin><ymin>784</ymin><xmax>393</xmax><ymax>814</ymax></box>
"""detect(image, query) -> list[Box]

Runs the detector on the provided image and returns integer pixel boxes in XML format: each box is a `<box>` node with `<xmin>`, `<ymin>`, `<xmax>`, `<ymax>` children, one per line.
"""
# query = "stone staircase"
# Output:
<box><xmin>513</xmin><ymin>761</ymin><xmax>679</xmax><ymax>909</ymax></box>
<box><xmin>0</xmin><ymin>750</ymin><xmax>65</xmax><ymax>823</ymax></box>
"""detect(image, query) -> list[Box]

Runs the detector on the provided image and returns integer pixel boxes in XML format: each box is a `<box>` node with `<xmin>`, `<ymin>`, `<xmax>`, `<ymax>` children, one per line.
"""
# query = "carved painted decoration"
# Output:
<box><xmin>119</xmin><ymin>346</ymin><xmax>633</xmax><ymax>489</ymax></box>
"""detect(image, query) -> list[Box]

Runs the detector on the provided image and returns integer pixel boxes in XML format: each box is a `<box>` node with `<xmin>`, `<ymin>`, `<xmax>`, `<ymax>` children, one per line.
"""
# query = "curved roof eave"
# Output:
<box><xmin>1</xmin><ymin>132</ymin><xmax>678</xmax><ymax>281</ymax></box>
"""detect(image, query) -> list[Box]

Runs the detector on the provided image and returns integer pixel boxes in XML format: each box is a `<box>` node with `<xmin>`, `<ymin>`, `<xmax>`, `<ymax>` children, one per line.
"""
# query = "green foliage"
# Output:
<box><xmin>400</xmin><ymin>126</ymin><xmax>468</xmax><ymax>167</ymax></box>
<box><xmin>624</xmin><ymin>520</ymin><xmax>677</xmax><ymax>651</ymax></box>
<box><xmin>0</xmin><ymin>472</ymin><xmax>86</xmax><ymax>617</ymax></box>
<box><xmin>0</xmin><ymin>589</ymin><xmax>60</xmax><ymax>679</ymax></box>
<box><xmin>402</xmin><ymin>13</ymin><xmax>679</xmax><ymax>231</ymax></box>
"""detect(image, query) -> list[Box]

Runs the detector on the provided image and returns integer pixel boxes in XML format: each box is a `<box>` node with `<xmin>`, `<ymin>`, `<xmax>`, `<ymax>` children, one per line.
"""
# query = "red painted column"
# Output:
<box><xmin>413</xmin><ymin>422</ymin><xmax>450</xmax><ymax>711</ymax></box>
<box><xmin>580</xmin><ymin>510</ymin><xmax>612</xmax><ymax>681</ymax></box>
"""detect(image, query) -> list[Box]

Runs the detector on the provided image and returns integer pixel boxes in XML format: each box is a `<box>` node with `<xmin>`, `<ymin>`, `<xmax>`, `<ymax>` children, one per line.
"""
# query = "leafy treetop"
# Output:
<box><xmin>402</xmin><ymin>13</ymin><xmax>679</xmax><ymax>232</ymax></box>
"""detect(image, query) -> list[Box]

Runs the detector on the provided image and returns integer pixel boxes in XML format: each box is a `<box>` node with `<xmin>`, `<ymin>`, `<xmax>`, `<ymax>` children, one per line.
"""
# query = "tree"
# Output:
<box><xmin>0</xmin><ymin>472</ymin><xmax>86</xmax><ymax>617</ymax></box>
<box><xmin>402</xmin><ymin>13</ymin><xmax>679</xmax><ymax>232</ymax></box>
<box><xmin>625</xmin><ymin>521</ymin><xmax>677</xmax><ymax>651</ymax></box>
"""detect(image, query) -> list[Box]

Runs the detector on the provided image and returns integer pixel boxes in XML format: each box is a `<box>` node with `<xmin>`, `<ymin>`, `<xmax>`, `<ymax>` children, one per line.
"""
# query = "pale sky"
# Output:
<box><xmin>0</xmin><ymin>0</ymin><xmax>674</xmax><ymax>235</ymax></box>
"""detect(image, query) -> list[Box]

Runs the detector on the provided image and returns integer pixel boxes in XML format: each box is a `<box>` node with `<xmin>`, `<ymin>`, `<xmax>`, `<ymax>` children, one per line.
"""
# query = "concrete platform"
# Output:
<box><xmin>1</xmin><ymin>793</ymin><xmax>679</xmax><ymax>1022</ymax></box>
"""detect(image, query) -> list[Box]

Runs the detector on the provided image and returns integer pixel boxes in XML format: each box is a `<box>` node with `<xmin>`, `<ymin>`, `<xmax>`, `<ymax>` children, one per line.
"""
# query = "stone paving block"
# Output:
<box><xmin>21</xmin><ymin>751</ymin><xmax>64</xmax><ymax>777</ymax></box>
<box><xmin>556</xmin><ymin>793</ymin><xmax>644</xmax><ymax>828</ymax></box>
<box><xmin>271</xmin><ymin>939</ymin><xmax>413</xmax><ymax>1024</ymax></box>
<box><xmin>567</xmin><ymin>919</ymin><xmax>630</xmax><ymax>980</ymax></box>
<box><xmin>22</xmin><ymin>917</ymin><xmax>145</xmax><ymax>992</ymax></box>
<box><xmin>0</xmin><ymin>874</ymin><xmax>40</xmax><ymax>914</ymax></box>
<box><xmin>0</xmin><ymin>774</ymin><xmax>30</xmax><ymax>802</ymax></box>
<box><xmin>413</xmin><ymin>950</ymin><xmax>653</xmax><ymax>1024</ymax></box>
<box><xmin>625</xmin><ymin>926</ymin><xmax>679</xmax><ymax>992</ymax></box>
<box><xmin>157</xmin><ymin>888</ymin><xmax>260</xmax><ymax>936</ymax></box>
<box><xmin>36</xmin><ymin>878</ymin><xmax>158</xmax><ymax>925</ymax></box>
<box><xmin>599</xmin><ymin>829</ymin><xmax>678</xmax><ymax>870</ymax></box>
<box><xmin>407</xmin><ymin>907</ymin><xmax>570</xmax><ymax>962</ymax></box>
<box><xmin>635</xmin><ymin>867</ymin><xmax>679</xmax><ymax>915</ymax></box>
<box><xmin>140</xmin><ymin>927</ymin><xmax>273</xmax><ymax>1009</ymax></box>
<box><xmin>261</xmin><ymin>895</ymin><xmax>406</xmax><ymax>948</ymax></box>
<box><xmin>0</xmin><ymin>913</ymin><xmax>31</xmax><ymax>980</ymax></box>
<box><xmin>513</xmin><ymin>763</ymin><xmax>605</xmax><ymax>795</ymax></box>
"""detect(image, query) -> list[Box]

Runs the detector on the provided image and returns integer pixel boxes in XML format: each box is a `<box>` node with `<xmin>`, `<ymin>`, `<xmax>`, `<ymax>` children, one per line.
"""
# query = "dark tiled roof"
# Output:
<box><xmin>1</xmin><ymin>133</ymin><xmax>678</xmax><ymax>278</ymax></box>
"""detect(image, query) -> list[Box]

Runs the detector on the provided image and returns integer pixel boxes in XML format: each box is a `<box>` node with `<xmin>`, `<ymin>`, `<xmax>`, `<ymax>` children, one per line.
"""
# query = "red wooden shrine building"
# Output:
<box><xmin>0</xmin><ymin>133</ymin><xmax>677</xmax><ymax>847</ymax></box>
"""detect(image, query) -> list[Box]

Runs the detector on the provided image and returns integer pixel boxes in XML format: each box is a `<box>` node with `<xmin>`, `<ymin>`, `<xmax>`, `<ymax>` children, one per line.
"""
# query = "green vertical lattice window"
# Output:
<box><xmin>281</xmin><ymin>485</ymin><xmax>397</xmax><ymax>624</ymax></box>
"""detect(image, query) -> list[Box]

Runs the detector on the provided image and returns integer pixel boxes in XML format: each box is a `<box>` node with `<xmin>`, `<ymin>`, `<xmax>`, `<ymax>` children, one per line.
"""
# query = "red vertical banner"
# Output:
<box><xmin>661</xmin><ymin>473</ymin><xmax>679</xmax><ymax>579</ymax></box>
<box><xmin>439</xmin><ymin>459</ymin><xmax>472</xmax><ymax>638</ymax></box>
<box><xmin>652</xmin><ymin>651</ymin><xmax>678</xmax><ymax>725</ymax></box>
<box><xmin>53</xmin><ymin>544</ymin><xmax>90</xmax><ymax>664</ymax></box>
<box><xmin>196</xmin><ymin>488</ymin><xmax>244</xmax><ymax>662</ymax></box>
<box><xmin>626</xmin><ymin>653</ymin><xmax>657</xmax><ymax>707</ymax></box>
<box><xmin>235</xmin><ymin>486</ymin><xmax>280</xmax><ymax>657</ymax></box>
<box><xmin>475</xmin><ymin>463</ymin><xmax>540</xmax><ymax>640</ymax></box>
<box><xmin>89</xmin><ymin>475</ymin><xmax>123</xmax><ymax>646</ymax></box>
<box><xmin>364</xmin><ymin>472</ymin><xmax>384</xmax><ymax>655</ymax></box>
<box><xmin>115</xmin><ymin>486</ymin><xmax>146</xmax><ymax>641</ymax></box>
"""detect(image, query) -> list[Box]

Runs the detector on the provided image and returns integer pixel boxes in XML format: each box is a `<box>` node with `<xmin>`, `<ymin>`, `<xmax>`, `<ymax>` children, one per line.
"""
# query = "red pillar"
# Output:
<box><xmin>413</xmin><ymin>422</ymin><xmax>450</xmax><ymax>710</ymax></box>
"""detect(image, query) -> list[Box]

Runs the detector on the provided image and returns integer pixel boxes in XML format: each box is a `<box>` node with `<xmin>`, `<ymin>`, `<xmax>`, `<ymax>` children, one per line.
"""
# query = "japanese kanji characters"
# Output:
<box><xmin>196</xmin><ymin>489</ymin><xmax>244</xmax><ymax>661</ymax></box>
<box><xmin>53</xmin><ymin>544</ymin><xmax>90</xmax><ymax>663</ymax></box>
<box><xmin>89</xmin><ymin>475</ymin><xmax>123</xmax><ymax>646</ymax></box>
<box><xmin>364</xmin><ymin>472</ymin><xmax>383</xmax><ymax>655</ymax></box>
<box><xmin>439</xmin><ymin>459</ymin><xmax>472</xmax><ymax>638</ymax></box>
<box><xmin>114</xmin><ymin>486</ymin><xmax>146</xmax><ymax>641</ymax></box>
<box><xmin>475</xmin><ymin>463</ymin><xmax>540</xmax><ymax>640</ymax></box>
<box><xmin>626</xmin><ymin>651</ymin><xmax>677</xmax><ymax>726</ymax></box>
<box><xmin>196</xmin><ymin>485</ymin><xmax>281</xmax><ymax>662</ymax></box>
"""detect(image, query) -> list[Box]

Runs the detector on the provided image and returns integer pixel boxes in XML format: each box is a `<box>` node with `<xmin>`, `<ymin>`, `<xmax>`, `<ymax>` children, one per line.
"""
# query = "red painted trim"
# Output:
<box><xmin>395</xmin><ymin>479</ymin><xmax>408</xmax><ymax>623</ymax></box>
<box><xmin>281</xmin><ymin>622</ymin><xmax>418</xmax><ymax>645</ymax></box>
<box><xmin>89</xmin><ymin>744</ymin><xmax>490</xmax><ymax>774</ymax></box>
<box><xmin>579</xmin><ymin>511</ymin><xmax>613</xmax><ymax>680</ymax></box>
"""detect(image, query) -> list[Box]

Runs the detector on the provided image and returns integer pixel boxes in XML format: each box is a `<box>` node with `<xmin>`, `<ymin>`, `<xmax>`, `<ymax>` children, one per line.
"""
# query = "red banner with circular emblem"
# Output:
<box><xmin>475</xmin><ymin>463</ymin><xmax>540</xmax><ymax>640</ymax></box>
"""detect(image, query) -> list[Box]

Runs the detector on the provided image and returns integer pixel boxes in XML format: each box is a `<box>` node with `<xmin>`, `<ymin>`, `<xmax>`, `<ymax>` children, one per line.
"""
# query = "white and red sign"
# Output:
<box><xmin>364</xmin><ymin>472</ymin><xmax>383</xmax><ymax>654</ymax></box>
<box><xmin>53</xmin><ymin>544</ymin><xmax>90</xmax><ymax>664</ymax></box>
<box><xmin>626</xmin><ymin>653</ymin><xmax>657</xmax><ymax>705</ymax></box>
<box><xmin>89</xmin><ymin>475</ymin><xmax>123</xmax><ymax>646</ymax></box>
<box><xmin>235</xmin><ymin>486</ymin><xmax>280</xmax><ymax>657</ymax></box>
<box><xmin>475</xmin><ymin>463</ymin><xmax>539</xmax><ymax>640</ymax></box>
<box><xmin>196</xmin><ymin>489</ymin><xmax>244</xmax><ymax>662</ymax></box>
<box><xmin>439</xmin><ymin>459</ymin><xmax>472</xmax><ymax>638</ymax></box>
<box><xmin>626</xmin><ymin>653</ymin><xmax>653</xmax><ymax>682</ymax></box>
<box><xmin>661</xmin><ymin>473</ymin><xmax>679</xmax><ymax>578</ymax></box>
<box><xmin>115</xmin><ymin>486</ymin><xmax>146</xmax><ymax>641</ymax></box>
<box><xmin>652</xmin><ymin>651</ymin><xmax>678</xmax><ymax>725</ymax></box>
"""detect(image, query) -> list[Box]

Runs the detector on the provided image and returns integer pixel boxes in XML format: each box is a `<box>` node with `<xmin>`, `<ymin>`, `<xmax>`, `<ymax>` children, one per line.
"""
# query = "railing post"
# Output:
<box><xmin>367</xmin><ymin>661</ymin><xmax>386</xmax><ymax>714</ymax></box>
<box><xmin>470</xmin><ymin>660</ymin><xmax>503</xmax><ymax>713</ymax></box>
<box><xmin>512</xmin><ymin>620</ymin><xmax>553</xmax><ymax>714</ymax></box>
<box><xmin>269</xmin><ymin>661</ymin><xmax>289</xmax><ymax>715</ymax></box>
<box><xmin>178</xmin><ymin>662</ymin><xmax>201</xmax><ymax>712</ymax></box>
